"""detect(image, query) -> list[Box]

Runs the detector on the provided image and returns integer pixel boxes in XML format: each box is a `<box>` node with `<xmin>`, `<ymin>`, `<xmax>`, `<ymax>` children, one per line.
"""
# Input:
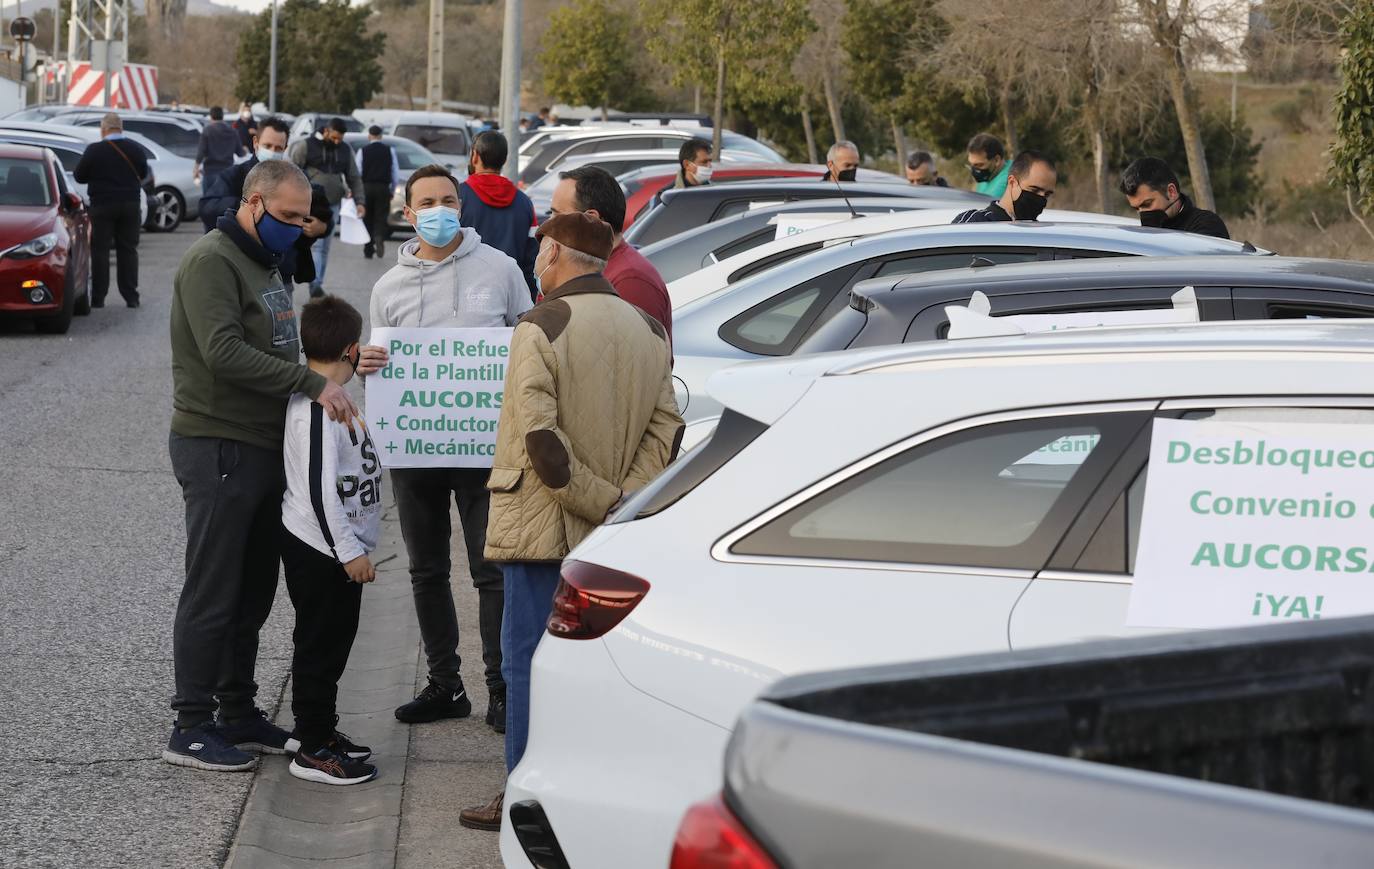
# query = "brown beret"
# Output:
<box><xmin>536</xmin><ymin>212</ymin><xmax>614</xmax><ymax>261</ymax></box>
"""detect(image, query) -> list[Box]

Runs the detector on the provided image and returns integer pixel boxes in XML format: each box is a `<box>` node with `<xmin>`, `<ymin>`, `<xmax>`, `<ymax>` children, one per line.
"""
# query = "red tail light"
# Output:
<box><xmin>546</xmin><ymin>560</ymin><xmax>649</xmax><ymax>640</ymax></box>
<box><xmin>670</xmin><ymin>795</ymin><xmax>778</xmax><ymax>869</ymax></box>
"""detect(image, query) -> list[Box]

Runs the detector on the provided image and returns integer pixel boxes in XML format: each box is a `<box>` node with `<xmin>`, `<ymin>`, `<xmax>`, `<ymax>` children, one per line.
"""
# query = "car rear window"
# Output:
<box><xmin>609</xmin><ymin>409</ymin><xmax>769</xmax><ymax>522</ymax></box>
<box><xmin>394</xmin><ymin>124</ymin><xmax>467</xmax><ymax>155</ymax></box>
<box><xmin>0</xmin><ymin>158</ymin><xmax>51</xmax><ymax>206</ymax></box>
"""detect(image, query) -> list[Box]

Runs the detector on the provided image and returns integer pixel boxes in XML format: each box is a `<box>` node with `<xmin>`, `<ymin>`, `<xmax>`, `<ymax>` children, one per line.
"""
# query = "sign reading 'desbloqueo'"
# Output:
<box><xmin>1128</xmin><ymin>417</ymin><xmax>1374</xmax><ymax>629</ymax></box>
<box><xmin>366</xmin><ymin>327</ymin><xmax>512</xmax><ymax>469</ymax></box>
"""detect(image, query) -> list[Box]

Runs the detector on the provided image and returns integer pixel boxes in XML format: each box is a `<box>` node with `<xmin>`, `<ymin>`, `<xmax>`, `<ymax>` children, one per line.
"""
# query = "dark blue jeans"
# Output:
<box><xmin>501</xmin><ymin>562</ymin><xmax>561</xmax><ymax>772</ymax></box>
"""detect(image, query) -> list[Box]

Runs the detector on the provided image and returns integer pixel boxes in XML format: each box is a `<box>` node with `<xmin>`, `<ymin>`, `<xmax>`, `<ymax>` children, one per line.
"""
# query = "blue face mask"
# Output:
<box><xmin>256</xmin><ymin>147</ymin><xmax>285</xmax><ymax>163</ymax></box>
<box><xmin>415</xmin><ymin>205</ymin><xmax>460</xmax><ymax>248</ymax></box>
<box><xmin>253</xmin><ymin>199</ymin><xmax>303</xmax><ymax>254</ymax></box>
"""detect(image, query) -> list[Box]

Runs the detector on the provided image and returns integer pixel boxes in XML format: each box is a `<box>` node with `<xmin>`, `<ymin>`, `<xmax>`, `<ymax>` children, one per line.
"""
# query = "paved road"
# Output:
<box><xmin>0</xmin><ymin>224</ymin><xmax>433</xmax><ymax>869</ymax></box>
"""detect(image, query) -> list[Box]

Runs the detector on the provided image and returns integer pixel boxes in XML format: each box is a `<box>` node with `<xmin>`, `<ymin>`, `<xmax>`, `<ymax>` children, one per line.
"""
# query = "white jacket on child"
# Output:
<box><xmin>282</xmin><ymin>394</ymin><xmax>382</xmax><ymax>563</ymax></box>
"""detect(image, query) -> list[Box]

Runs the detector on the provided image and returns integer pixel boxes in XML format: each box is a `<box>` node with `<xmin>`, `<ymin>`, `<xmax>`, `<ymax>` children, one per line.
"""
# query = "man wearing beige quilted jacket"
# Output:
<box><xmin>458</xmin><ymin>212</ymin><xmax>683</xmax><ymax>832</ymax></box>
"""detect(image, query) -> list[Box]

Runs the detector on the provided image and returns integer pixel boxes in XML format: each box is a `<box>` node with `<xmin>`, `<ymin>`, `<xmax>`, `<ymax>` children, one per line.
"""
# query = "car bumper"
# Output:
<box><xmin>0</xmin><ymin>255</ymin><xmax>65</xmax><ymax>314</ymax></box>
<box><xmin>501</xmin><ymin>633</ymin><xmax>731</xmax><ymax>869</ymax></box>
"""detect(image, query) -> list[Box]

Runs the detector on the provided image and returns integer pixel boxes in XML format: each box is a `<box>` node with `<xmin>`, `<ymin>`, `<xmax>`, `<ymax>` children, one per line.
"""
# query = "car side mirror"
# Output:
<box><xmin>64</xmin><ymin>192</ymin><xmax>84</xmax><ymax>212</ymax></box>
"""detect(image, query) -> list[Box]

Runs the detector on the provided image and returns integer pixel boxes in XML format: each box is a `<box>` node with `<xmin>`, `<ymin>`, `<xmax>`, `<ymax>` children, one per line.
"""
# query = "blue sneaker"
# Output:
<box><xmin>163</xmin><ymin>721</ymin><xmax>256</xmax><ymax>772</ymax></box>
<box><xmin>217</xmin><ymin>709</ymin><xmax>295</xmax><ymax>756</ymax></box>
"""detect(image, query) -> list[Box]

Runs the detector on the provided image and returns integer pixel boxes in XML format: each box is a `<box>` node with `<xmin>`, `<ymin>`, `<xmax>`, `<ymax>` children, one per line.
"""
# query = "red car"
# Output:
<box><xmin>0</xmin><ymin>143</ymin><xmax>92</xmax><ymax>334</ymax></box>
<box><xmin>622</xmin><ymin>164</ymin><xmax>833</xmax><ymax>230</ymax></box>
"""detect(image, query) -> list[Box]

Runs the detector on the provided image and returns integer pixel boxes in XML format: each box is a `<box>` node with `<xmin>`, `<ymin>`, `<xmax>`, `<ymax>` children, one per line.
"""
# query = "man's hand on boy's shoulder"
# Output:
<box><xmin>343</xmin><ymin>554</ymin><xmax>375</xmax><ymax>584</ymax></box>
<box><xmin>356</xmin><ymin>344</ymin><xmax>389</xmax><ymax>377</ymax></box>
<box><xmin>316</xmin><ymin>380</ymin><xmax>359</xmax><ymax>432</ymax></box>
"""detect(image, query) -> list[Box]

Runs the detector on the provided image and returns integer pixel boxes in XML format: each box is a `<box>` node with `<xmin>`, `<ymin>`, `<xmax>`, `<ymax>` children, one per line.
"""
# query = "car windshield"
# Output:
<box><xmin>389</xmin><ymin>138</ymin><xmax>440</xmax><ymax>171</ymax></box>
<box><xmin>0</xmin><ymin>158</ymin><xmax>51</xmax><ymax>206</ymax></box>
<box><xmin>394</xmin><ymin>124</ymin><xmax>468</xmax><ymax>155</ymax></box>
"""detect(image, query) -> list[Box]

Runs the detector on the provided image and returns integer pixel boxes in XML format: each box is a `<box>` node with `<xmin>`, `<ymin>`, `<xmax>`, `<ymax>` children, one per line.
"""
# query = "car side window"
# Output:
<box><xmin>874</xmin><ymin>249</ymin><xmax>1041</xmax><ymax>279</ymax></box>
<box><xmin>732</xmin><ymin>411</ymin><xmax>1147</xmax><ymax>570</ymax></box>
<box><xmin>1232</xmin><ymin>288</ymin><xmax>1373</xmax><ymax>320</ymax></box>
<box><xmin>1074</xmin><ymin>467</ymin><xmax>1148</xmax><ymax>574</ymax></box>
<box><xmin>719</xmin><ymin>262</ymin><xmax>860</xmax><ymax>356</ymax></box>
<box><xmin>715</xmin><ymin>197</ymin><xmax>786</xmax><ymax>221</ymax></box>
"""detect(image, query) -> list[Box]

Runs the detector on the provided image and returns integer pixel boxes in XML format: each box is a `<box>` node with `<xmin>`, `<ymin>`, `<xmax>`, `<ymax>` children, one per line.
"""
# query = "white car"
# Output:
<box><xmin>669</xmin><ymin>221</ymin><xmax>1267</xmax><ymax>423</ymax></box>
<box><xmin>501</xmin><ymin>319</ymin><xmax>1374</xmax><ymax>868</ymax></box>
<box><xmin>667</xmin><ymin>207</ymin><xmax>1137</xmax><ymax>308</ymax></box>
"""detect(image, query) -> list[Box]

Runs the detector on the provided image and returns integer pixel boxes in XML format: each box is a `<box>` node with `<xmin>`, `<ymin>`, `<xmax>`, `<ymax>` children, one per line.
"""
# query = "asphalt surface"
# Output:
<box><xmin>0</xmin><ymin>224</ymin><xmax>406</xmax><ymax>869</ymax></box>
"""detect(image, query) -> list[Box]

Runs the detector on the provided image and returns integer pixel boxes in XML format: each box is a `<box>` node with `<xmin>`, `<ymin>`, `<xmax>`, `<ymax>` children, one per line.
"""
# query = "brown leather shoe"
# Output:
<box><xmin>458</xmin><ymin>790</ymin><xmax>504</xmax><ymax>831</ymax></box>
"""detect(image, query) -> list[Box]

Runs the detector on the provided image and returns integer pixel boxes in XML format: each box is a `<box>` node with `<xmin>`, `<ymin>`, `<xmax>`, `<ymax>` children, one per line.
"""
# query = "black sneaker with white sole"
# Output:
<box><xmin>289</xmin><ymin>747</ymin><xmax>378</xmax><ymax>786</ymax></box>
<box><xmin>394</xmin><ymin>679</ymin><xmax>472</xmax><ymax>723</ymax></box>
<box><xmin>217</xmin><ymin>708</ymin><xmax>293</xmax><ymax>755</ymax></box>
<box><xmin>324</xmin><ymin>730</ymin><xmax>372</xmax><ymax>761</ymax></box>
<box><xmin>163</xmin><ymin>721</ymin><xmax>257</xmax><ymax>772</ymax></box>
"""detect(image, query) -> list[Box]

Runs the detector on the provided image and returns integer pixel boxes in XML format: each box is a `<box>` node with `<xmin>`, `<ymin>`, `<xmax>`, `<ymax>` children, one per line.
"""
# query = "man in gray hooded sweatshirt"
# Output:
<box><xmin>369</xmin><ymin>164</ymin><xmax>531</xmax><ymax>731</ymax></box>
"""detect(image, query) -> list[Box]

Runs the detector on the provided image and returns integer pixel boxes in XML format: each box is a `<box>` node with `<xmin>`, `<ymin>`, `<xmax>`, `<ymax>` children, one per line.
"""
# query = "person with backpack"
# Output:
<box><xmin>288</xmin><ymin>117</ymin><xmax>365</xmax><ymax>297</ymax></box>
<box><xmin>74</xmin><ymin>113</ymin><xmax>150</xmax><ymax>308</ymax></box>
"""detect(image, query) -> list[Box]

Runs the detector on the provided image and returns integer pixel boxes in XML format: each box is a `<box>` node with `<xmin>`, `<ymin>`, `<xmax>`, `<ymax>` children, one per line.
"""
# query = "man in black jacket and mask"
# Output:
<box><xmin>953</xmin><ymin>150</ymin><xmax>1057</xmax><ymax>224</ymax></box>
<box><xmin>821</xmin><ymin>140</ymin><xmax>860</xmax><ymax>182</ymax></box>
<box><xmin>199</xmin><ymin>116</ymin><xmax>332</xmax><ymax>288</ymax></box>
<box><xmin>1119</xmin><ymin>157</ymin><xmax>1229</xmax><ymax>239</ymax></box>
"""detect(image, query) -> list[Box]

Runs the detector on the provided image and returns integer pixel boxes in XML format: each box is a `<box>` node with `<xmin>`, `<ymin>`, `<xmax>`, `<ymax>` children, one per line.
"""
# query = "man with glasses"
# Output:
<box><xmin>953</xmin><ymin>150</ymin><xmax>1057</xmax><ymax>224</ymax></box>
<box><xmin>673</xmin><ymin>138</ymin><xmax>713</xmax><ymax>189</ymax></box>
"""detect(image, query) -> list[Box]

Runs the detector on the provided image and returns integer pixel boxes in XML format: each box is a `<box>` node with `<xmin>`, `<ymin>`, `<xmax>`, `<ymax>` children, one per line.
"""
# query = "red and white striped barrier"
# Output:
<box><xmin>63</xmin><ymin>61</ymin><xmax>158</xmax><ymax>110</ymax></box>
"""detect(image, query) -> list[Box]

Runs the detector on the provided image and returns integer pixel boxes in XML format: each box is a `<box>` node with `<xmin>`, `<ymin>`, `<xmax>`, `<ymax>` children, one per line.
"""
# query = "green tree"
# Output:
<box><xmin>643</xmin><ymin>0</ymin><xmax>815</xmax><ymax>155</ymax></box>
<box><xmin>235</xmin><ymin>0</ymin><xmax>385</xmax><ymax>115</ymax></box>
<box><xmin>541</xmin><ymin>0</ymin><xmax>646</xmax><ymax>120</ymax></box>
<box><xmin>842</xmin><ymin>0</ymin><xmax>944</xmax><ymax>156</ymax></box>
<box><xmin>1332</xmin><ymin>3</ymin><xmax>1374</xmax><ymax>217</ymax></box>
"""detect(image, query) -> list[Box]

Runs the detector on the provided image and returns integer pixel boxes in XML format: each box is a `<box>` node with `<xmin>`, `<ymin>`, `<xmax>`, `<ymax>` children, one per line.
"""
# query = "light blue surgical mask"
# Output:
<box><xmin>534</xmin><ymin>247</ymin><xmax>553</xmax><ymax>298</ymax></box>
<box><xmin>415</xmin><ymin>205</ymin><xmax>460</xmax><ymax>248</ymax></box>
<box><xmin>256</xmin><ymin>147</ymin><xmax>285</xmax><ymax>163</ymax></box>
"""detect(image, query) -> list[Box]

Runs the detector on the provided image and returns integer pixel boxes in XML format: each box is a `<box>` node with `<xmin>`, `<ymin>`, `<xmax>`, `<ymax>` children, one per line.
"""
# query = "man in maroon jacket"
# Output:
<box><xmin>550</xmin><ymin>165</ymin><xmax>672</xmax><ymax>353</ymax></box>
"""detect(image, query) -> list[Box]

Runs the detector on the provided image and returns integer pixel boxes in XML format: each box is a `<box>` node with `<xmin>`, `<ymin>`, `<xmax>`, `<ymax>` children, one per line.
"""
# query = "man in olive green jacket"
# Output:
<box><xmin>164</xmin><ymin>160</ymin><xmax>385</xmax><ymax>772</ymax></box>
<box><xmin>459</xmin><ymin>212</ymin><xmax>682</xmax><ymax>831</ymax></box>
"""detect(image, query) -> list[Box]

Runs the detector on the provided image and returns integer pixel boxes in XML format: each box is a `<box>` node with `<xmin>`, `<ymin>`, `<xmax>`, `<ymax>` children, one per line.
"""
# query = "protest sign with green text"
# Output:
<box><xmin>1128</xmin><ymin>417</ymin><xmax>1374</xmax><ymax>628</ymax></box>
<box><xmin>366</xmin><ymin>327</ymin><xmax>511</xmax><ymax>469</ymax></box>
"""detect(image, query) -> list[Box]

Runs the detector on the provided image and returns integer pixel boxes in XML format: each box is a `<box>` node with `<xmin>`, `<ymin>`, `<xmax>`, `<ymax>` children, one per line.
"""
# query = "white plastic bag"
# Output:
<box><xmin>338</xmin><ymin>197</ymin><xmax>370</xmax><ymax>246</ymax></box>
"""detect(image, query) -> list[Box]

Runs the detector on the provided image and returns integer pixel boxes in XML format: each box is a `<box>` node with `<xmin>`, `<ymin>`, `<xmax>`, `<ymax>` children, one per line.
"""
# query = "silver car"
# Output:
<box><xmin>671</xmin><ymin>222</ymin><xmax>1271</xmax><ymax>423</ymax></box>
<box><xmin>0</xmin><ymin>122</ymin><xmax>199</xmax><ymax>231</ymax></box>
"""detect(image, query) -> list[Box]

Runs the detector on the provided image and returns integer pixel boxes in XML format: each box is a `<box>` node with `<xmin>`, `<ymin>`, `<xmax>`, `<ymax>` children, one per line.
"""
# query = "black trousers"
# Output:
<box><xmin>169</xmin><ymin>434</ymin><xmax>283</xmax><ymax>727</ymax></box>
<box><xmin>90</xmin><ymin>199</ymin><xmax>140</xmax><ymax>305</ymax></box>
<box><xmin>391</xmin><ymin>467</ymin><xmax>505</xmax><ymax>696</ymax></box>
<box><xmin>363</xmin><ymin>182</ymin><xmax>391</xmax><ymax>254</ymax></box>
<box><xmin>281</xmin><ymin>530</ymin><xmax>362</xmax><ymax>752</ymax></box>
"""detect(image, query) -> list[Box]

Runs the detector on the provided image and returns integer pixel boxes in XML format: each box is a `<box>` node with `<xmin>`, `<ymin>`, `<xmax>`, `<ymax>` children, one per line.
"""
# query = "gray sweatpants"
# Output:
<box><xmin>169</xmin><ymin>433</ymin><xmax>285</xmax><ymax>727</ymax></box>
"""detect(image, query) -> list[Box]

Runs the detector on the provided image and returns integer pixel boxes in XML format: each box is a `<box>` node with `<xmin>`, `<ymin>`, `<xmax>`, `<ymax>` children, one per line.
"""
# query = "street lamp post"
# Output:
<box><xmin>497</xmin><ymin>0</ymin><xmax>521</xmax><ymax>181</ymax></box>
<box><xmin>268</xmin><ymin>0</ymin><xmax>278</xmax><ymax>114</ymax></box>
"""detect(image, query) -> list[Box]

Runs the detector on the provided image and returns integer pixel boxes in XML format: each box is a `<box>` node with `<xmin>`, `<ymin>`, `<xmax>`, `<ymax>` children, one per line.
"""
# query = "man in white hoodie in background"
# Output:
<box><xmin>369</xmin><ymin>163</ymin><xmax>531</xmax><ymax>731</ymax></box>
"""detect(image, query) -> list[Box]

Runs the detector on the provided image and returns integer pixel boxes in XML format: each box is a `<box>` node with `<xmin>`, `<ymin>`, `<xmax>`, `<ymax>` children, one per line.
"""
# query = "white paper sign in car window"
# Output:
<box><xmin>1127</xmin><ymin>417</ymin><xmax>1374</xmax><ymax>629</ymax></box>
<box><xmin>944</xmin><ymin>286</ymin><xmax>1199</xmax><ymax>340</ymax></box>
<box><xmin>768</xmin><ymin>215</ymin><xmax>847</xmax><ymax>240</ymax></box>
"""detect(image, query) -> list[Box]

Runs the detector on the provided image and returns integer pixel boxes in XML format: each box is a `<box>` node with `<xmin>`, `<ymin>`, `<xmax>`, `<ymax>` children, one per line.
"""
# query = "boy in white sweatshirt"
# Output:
<box><xmin>280</xmin><ymin>295</ymin><xmax>383</xmax><ymax>785</ymax></box>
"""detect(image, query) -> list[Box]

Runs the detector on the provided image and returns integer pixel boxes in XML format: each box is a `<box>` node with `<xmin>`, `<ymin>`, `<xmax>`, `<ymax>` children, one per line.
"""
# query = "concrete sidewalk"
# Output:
<box><xmin>224</xmin><ymin>484</ymin><xmax>504</xmax><ymax>868</ymax></box>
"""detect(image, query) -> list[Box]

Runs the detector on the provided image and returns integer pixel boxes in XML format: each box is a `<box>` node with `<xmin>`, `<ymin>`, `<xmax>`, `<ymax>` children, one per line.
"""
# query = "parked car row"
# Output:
<box><xmin>482</xmin><ymin>125</ymin><xmax>1374</xmax><ymax>868</ymax></box>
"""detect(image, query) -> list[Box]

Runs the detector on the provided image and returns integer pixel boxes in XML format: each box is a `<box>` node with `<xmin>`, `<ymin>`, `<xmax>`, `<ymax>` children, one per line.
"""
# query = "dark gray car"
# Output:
<box><xmin>640</xmin><ymin>197</ymin><xmax>941</xmax><ymax>285</ymax></box>
<box><xmin>797</xmin><ymin>253</ymin><xmax>1374</xmax><ymax>356</ymax></box>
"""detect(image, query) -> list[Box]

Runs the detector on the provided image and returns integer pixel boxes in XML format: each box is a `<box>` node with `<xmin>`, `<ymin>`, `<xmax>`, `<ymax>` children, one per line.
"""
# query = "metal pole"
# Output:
<box><xmin>100</xmin><ymin>0</ymin><xmax>113</xmax><ymax>107</ymax></box>
<box><xmin>497</xmin><ymin>0</ymin><xmax>521</xmax><ymax>181</ymax></box>
<box><xmin>268</xmin><ymin>0</ymin><xmax>277</xmax><ymax>113</ymax></box>
<box><xmin>425</xmin><ymin>0</ymin><xmax>442</xmax><ymax>111</ymax></box>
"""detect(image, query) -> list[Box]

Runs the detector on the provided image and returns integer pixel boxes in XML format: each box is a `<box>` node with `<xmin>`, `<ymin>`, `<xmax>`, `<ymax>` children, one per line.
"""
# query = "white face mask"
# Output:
<box><xmin>256</xmin><ymin>147</ymin><xmax>285</xmax><ymax>162</ymax></box>
<box><xmin>694</xmin><ymin>163</ymin><xmax>714</xmax><ymax>183</ymax></box>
